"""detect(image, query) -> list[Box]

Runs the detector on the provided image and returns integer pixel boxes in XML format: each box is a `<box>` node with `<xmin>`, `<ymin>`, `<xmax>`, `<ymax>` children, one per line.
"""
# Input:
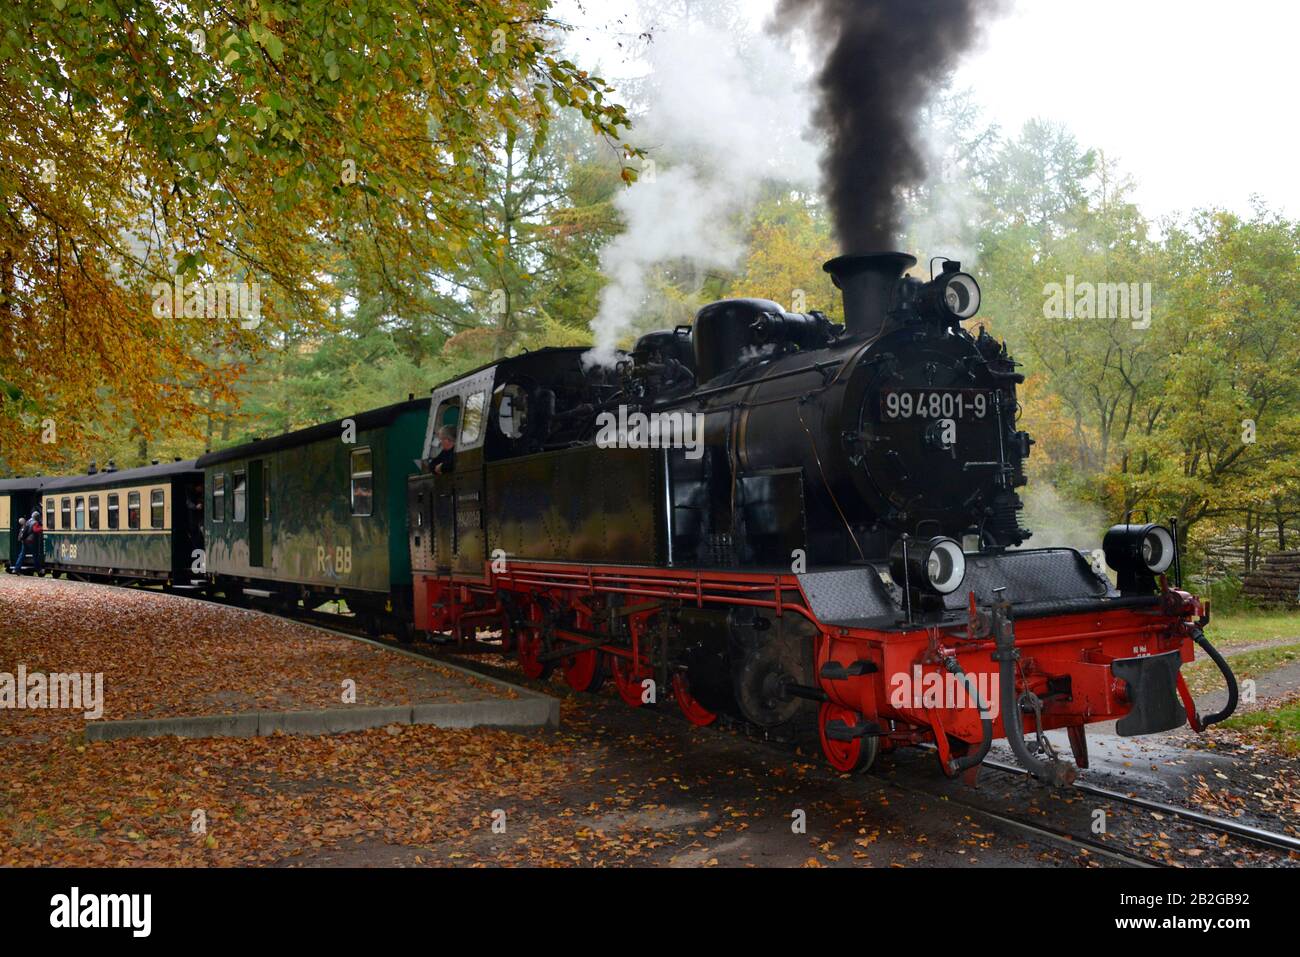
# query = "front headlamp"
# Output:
<box><xmin>916</xmin><ymin>262</ymin><xmax>981</xmax><ymax>323</ymax></box>
<box><xmin>941</xmin><ymin>271</ymin><xmax>980</xmax><ymax>319</ymax></box>
<box><xmin>1103</xmin><ymin>523</ymin><xmax>1175</xmax><ymax>592</ymax></box>
<box><xmin>891</xmin><ymin>536</ymin><xmax>967</xmax><ymax>596</ymax></box>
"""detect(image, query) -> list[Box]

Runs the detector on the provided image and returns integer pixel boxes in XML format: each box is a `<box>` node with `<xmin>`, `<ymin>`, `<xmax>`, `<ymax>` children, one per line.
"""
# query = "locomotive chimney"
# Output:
<box><xmin>823</xmin><ymin>252</ymin><xmax>917</xmax><ymax>339</ymax></box>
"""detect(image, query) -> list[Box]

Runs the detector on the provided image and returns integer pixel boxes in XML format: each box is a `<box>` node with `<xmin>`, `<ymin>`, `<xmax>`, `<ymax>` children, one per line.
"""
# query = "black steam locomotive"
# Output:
<box><xmin>411</xmin><ymin>251</ymin><xmax>1236</xmax><ymax>782</ymax></box>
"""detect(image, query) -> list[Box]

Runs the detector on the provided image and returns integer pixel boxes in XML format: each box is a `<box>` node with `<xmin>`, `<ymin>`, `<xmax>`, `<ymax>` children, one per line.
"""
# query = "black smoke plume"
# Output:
<box><xmin>774</xmin><ymin>0</ymin><xmax>1003</xmax><ymax>250</ymax></box>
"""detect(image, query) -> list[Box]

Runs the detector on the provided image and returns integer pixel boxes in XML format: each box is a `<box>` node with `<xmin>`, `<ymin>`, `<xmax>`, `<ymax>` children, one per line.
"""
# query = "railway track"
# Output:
<box><xmin>979</xmin><ymin>758</ymin><xmax>1300</xmax><ymax>857</ymax></box>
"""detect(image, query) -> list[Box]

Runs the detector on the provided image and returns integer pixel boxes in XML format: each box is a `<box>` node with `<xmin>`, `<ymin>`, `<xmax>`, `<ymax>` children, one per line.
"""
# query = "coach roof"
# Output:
<box><xmin>37</xmin><ymin>459</ymin><xmax>200</xmax><ymax>492</ymax></box>
<box><xmin>196</xmin><ymin>396</ymin><xmax>431</xmax><ymax>468</ymax></box>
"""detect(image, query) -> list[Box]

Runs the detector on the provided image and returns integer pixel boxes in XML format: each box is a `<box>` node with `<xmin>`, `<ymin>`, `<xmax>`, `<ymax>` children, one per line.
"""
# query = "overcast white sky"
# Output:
<box><xmin>554</xmin><ymin>0</ymin><xmax>1299</xmax><ymax>224</ymax></box>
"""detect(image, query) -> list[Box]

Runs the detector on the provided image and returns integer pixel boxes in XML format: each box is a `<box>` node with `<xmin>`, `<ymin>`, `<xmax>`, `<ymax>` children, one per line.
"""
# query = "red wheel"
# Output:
<box><xmin>562</xmin><ymin>648</ymin><xmax>605</xmax><ymax>693</ymax></box>
<box><xmin>561</xmin><ymin>608</ymin><xmax>605</xmax><ymax>692</ymax></box>
<box><xmin>516</xmin><ymin>604</ymin><xmax>553</xmax><ymax>680</ymax></box>
<box><xmin>610</xmin><ymin>654</ymin><xmax>651</xmax><ymax>707</ymax></box>
<box><xmin>818</xmin><ymin>702</ymin><xmax>878</xmax><ymax>773</ymax></box>
<box><xmin>672</xmin><ymin>673</ymin><xmax>717</xmax><ymax>727</ymax></box>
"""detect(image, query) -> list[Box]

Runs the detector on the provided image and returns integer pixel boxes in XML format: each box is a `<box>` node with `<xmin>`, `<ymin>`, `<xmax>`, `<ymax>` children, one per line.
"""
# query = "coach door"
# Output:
<box><xmin>248</xmin><ymin>459</ymin><xmax>265</xmax><ymax>567</ymax></box>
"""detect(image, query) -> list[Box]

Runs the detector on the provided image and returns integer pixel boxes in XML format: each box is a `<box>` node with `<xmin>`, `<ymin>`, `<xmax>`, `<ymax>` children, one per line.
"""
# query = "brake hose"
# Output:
<box><xmin>940</xmin><ymin>654</ymin><xmax>993</xmax><ymax>775</ymax></box>
<box><xmin>1188</xmin><ymin>626</ymin><xmax>1239</xmax><ymax>730</ymax></box>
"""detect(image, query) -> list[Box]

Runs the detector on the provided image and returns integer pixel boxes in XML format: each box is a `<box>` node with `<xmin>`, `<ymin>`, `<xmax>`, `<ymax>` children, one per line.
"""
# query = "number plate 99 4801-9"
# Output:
<box><xmin>880</xmin><ymin>389</ymin><xmax>992</xmax><ymax>420</ymax></box>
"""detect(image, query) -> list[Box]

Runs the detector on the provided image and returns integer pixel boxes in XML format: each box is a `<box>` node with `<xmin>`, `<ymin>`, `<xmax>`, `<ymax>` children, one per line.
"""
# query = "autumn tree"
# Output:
<box><xmin>0</xmin><ymin>0</ymin><xmax>635</xmax><ymax>475</ymax></box>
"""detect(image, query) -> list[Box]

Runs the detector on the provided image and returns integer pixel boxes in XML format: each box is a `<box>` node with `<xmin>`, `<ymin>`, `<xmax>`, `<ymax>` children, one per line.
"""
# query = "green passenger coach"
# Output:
<box><xmin>195</xmin><ymin>397</ymin><xmax>431</xmax><ymax>635</ymax></box>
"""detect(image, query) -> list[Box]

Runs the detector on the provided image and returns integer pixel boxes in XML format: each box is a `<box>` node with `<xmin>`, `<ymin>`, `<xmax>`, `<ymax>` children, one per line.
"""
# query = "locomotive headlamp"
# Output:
<box><xmin>1103</xmin><ymin>523</ymin><xmax>1175</xmax><ymax>593</ymax></box>
<box><xmin>941</xmin><ymin>272</ymin><xmax>981</xmax><ymax>319</ymax></box>
<box><xmin>917</xmin><ymin>261</ymin><xmax>981</xmax><ymax>323</ymax></box>
<box><xmin>891</xmin><ymin>536</ymin><xmax>967</xmax><ymax>596</ymax></box>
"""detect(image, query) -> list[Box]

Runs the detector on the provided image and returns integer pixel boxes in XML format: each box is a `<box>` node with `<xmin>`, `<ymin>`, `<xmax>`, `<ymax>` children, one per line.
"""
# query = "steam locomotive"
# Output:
<box><xmin>12</xmin><ymin>251</ymin><xmax>1239</xmax><ymax>784</ymax></box>
<box><xmin>407</xmin><ymin>251</ymin><xmax>1239</xmax><ymax>783</ymax></box>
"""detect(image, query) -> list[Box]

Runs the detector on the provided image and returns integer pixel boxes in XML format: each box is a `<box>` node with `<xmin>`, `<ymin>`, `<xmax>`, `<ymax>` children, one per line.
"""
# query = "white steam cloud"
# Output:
<box><xmin>586</xmin><ymin>20</ymin><xmax>819</xmax><ymax>366</ymax></box>
<box><xmin>899</xmin><ymin>91</ymin><xmax>994</xmax><ymax>268</ymax></box>
<box><xmin>1017</xmin><ymin>483</ymin><xmax>1109</xmax><ymax>552</ymax></box>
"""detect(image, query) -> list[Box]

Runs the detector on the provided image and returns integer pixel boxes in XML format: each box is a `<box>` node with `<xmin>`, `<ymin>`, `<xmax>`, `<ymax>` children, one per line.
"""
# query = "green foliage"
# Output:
<box><xmin>1204</xmin><ymin>575</ymin><xmax>1253</xmax><ymax>615</ymax></box>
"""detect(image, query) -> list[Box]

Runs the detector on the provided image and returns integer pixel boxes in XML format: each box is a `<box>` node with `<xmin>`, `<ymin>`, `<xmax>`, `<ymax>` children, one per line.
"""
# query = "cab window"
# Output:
<box><xmin>461</xmin><ymin>390</ymin><xmax>487</xmax><ymax>445</ymax></box>
<box><xmin>434</xmin><ymin>398</ymin><xmax>461</xmax><ymax>432</ymax></box>
<box><xmin>350</xmin><ymin>448</ymin><xmax>373</xmax><ymax>517</ymax></box>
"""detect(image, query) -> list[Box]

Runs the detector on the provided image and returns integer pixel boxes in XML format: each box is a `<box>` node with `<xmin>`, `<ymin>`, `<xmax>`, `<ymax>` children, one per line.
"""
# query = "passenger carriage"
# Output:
<box><xmin>195</xmin><ymin>397</ymin><xmax>430</xmax><ymax>635</ymax></box>
<box><xmin>38</xmin><ymin>460</ymin><xmax>203</xmax><ymax>584</ymax></box>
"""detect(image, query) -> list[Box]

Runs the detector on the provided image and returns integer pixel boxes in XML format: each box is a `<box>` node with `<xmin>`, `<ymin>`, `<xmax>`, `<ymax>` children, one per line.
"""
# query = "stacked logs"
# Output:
<box><xmin>1242</xmin><ymin>550</ymin><xmax>1300</xmax><ymax>607</ymax></box>
<box><xmin>1199</xmin><ymin>530</ymin><xmax>1250</xmax><ymax>580</ymax></box>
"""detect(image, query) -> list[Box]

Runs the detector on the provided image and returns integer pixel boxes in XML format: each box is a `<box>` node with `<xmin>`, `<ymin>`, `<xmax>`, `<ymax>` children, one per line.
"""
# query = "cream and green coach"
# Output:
<box><xmin>39</xmin><ymin>460</ymin><xmax>204</xmax><ymax>583</ymax></box>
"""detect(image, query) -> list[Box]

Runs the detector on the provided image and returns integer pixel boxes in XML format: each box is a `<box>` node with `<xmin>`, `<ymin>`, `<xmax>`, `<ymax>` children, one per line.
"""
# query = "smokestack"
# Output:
<box><xmin>774</xmin><ymin>0</ymin><xmax>1004</xmax><ymax>249</ymax></box>
<box><xmin>823</xmin><ymin>252</ymin><xmax>916</xmax><ymax>339</ymax></box>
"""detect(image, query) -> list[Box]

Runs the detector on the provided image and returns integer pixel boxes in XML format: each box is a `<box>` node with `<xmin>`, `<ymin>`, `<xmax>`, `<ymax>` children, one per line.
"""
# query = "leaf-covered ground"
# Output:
<box><xmin>0</xmin><ymin>575</ymin><xmax>511</xmax><ymax>747</ymax></box>
<box><xmin>1</xmin><ymin>693</ymin><xmax>1104</xmax><ymax>868</ymax></box>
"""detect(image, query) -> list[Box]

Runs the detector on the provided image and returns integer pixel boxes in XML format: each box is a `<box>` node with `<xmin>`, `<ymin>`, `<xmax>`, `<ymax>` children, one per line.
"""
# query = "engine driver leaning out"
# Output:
<box><xmin>430</xmin><ymin>426</ymin><xmax>456</xmax><ymax>475</ymax></box>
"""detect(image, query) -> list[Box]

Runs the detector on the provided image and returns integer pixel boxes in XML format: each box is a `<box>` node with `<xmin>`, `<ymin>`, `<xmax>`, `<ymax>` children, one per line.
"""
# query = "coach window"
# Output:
<box><xmin>264</xmin><ymin>465</ymin><xmax>271</xmax><ymax>521</ymax></box>
<box><xmin>233</xmin><ymin>471</ymin><xmax>247</xmax><ymax>522</ymax></box>
<box><xmin>107</xmin><ymin>493</ymin><xmax>120</xmax><ymax>530</ymax></box>
<box><xmin>61</xmin><ymin>497</ymin><xmax>71</xmax><ymax>529</ymax></box>
<box><xmin>46</xmin><ymin>499</ymin><xmax>55</xmax><ymax>529</ymax></box>
<box><xmin>127</xmin><ymin>491</ymin><xmax>141</xmax><ymax>530</ymax></box>
<box><xmin>151</xmin><ymin>489</ymin><xmax>165</xmax><ymax>529</ymax></box>
<box><xmin>74</xmin><ymin>497</ymin><xmax>85</xmax><ymax>530</ymax></box>
<box><xmin>212</xmin><ymin>474</ymin><xmax>225</xmax><ymax>523</ymax></box>
<box><xmin>89</xmin><ymin>494</ymin><xmax>100</xmax><ymax>530</ymax></box>
<box><xmin>461</xmin><ymin>390</ymin><xmax>487</xmax><ymax>445</ymax></box>
<box><xmin>350</xmin><ymin>448</ymin><xmax>373</xmax><ymax>516</ymax></box>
